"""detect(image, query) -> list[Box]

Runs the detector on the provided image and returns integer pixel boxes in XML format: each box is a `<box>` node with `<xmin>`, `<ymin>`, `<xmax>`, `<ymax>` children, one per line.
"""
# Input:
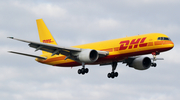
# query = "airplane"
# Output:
<box><xmin>8</xmin><ymin>19</ymin><xmax>174</xmax><ymax>79</ymax></box>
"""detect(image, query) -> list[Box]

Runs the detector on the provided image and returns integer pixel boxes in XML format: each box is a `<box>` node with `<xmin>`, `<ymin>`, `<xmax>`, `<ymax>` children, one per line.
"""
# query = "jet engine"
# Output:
<box><xmin>129</xmin><ymin>57</ymin><xmax>151</xmax><ymax>70</ymax></box>
<box><xmin>78</xmin><ymin>49</ymin><xmax>99</xmax><ymax>63</ymax></box>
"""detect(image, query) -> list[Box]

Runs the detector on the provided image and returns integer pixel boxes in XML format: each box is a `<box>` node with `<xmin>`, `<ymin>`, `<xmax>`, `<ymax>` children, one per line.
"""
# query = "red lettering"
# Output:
<box><xmin>119</xmin><ymin>40</ymin><xmax>130</xmax><ymax>50</ymax></box>
<box><xmin>119</xmin><ymin>37</ymin><xmax>148</xmax><ymax>51</ymax></box>
<box><xmin>48</xmin><ymin>39</ymin><xmax>51</xmax><ymax>43</ymax></box>
<box><xmin>139</xmin><ymin>37</ymin><xmax>148</xmax><ymax>47</ymax></box>
<box><xmin>43</xmin><ymin>39</ymin><xmax>53</xmax><ymax>43</ymax></box>
<box><xmin>128</xmin><ymin>38</ymin><xmax>141</xmax><ymax>49</ymax></box>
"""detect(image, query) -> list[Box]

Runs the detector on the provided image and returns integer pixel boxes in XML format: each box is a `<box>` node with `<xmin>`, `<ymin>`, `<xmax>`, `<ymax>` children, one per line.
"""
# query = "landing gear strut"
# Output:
<box><xmin>107</xmin><ymin>62</ymin><xmax>118</xmax><ymax>79</ymax></box>
<box><xmin>151</xmin><ymin>52</ymin><xmax>159</xmax><ymax>67</ymax></box>
<box><xmin>78</xmin><ymin>62</ymin><xmax>89</xmax><ymax>75</ymax></box>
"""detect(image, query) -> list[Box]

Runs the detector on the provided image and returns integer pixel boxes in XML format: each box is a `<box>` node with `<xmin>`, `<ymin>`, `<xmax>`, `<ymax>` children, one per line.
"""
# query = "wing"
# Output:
<box><xmin>8</xmin><ymin>37</ymin><xmax>109</xmax><ymax>62</ymax></box>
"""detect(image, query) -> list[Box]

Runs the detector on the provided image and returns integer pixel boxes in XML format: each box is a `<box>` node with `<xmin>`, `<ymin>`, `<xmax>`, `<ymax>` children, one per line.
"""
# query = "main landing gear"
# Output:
<box><xmin>151</xmin><ymin>52</ymin><xmax>160</xmax><ymax>67</ymax></box>
<box><xmin>107</xmin><ymin>62</ymin><xmax>118</xmax><ymax>79</ymax></box>
<box><xmin>78</xmin><ymin>62</ymin><xmax>89</xmax><ymax>75</ymax></box>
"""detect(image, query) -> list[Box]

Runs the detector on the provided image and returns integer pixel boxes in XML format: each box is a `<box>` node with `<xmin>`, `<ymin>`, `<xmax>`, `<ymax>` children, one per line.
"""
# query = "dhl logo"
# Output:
<box><xmin>119</xmin><ymin>37</ymin><xmax>148</xmax><ymax>50</ymax></box>
<box><xmin>43</xmin><ymin>39</ymin><xmax>54</xmax><ymax>43</ymax></box>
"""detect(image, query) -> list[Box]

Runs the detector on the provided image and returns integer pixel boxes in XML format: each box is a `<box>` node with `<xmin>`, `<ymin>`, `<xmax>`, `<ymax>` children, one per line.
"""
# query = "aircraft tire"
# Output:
<box><xmin>81</xmin><ymin>68</ymin><xmax>85</xmax><ymax>75</ymax></box>
<box><xmin>111</xmin><ymin>72</ymin><xmax>115</xmax><ymax>78</ymax></box>
<box><xmin>114</xmin><ymin>72</ymin><xmax>118</xmax><ymax>77</ymax></box>
<box><xmin>85</xmin><ymin>68</ymin><xmax>89</xmax><ymax>73</ymax></box>
<box><xmin>107</xmin><ymin>72</ymin><xmax>118</xmax><ymax>78</ymax></box>
<box><xmin>153</xmin><ymin>63</ymin><xmax>157</xmax><ymax>67</ymax></box>
<box><xmin>151</xmin><ymin>63</ymin><xmax>157</xmax><ymax>67</ymax></box>
<box><xmin>78</xmin><ymin>69</ymin><xmax>82</xmax><ymax>74</ymax></box>
<box><xmin>107</xmin><ymin>73</ymin><xmax>111</xmax><ymax>78</ymax></box>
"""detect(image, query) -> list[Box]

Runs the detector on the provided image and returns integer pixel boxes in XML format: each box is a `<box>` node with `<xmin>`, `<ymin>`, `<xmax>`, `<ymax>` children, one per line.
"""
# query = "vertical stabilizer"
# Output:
<box><xmin>36</xmin><ymin>19</ymin><xmax>57</xmax><ymax>54</ymax></box>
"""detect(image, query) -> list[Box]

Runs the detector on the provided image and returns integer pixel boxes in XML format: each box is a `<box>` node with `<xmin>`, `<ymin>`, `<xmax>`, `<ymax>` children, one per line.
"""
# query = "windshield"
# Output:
<box><xmin>157</xmin><ymin>37</ymin><xmax>171</xmax><ymax>41</ymax></box>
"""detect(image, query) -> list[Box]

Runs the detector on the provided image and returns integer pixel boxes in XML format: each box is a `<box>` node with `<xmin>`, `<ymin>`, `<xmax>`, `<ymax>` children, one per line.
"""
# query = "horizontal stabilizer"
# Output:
<box><xmin>8</xmin><ymin>51</ymin><xmax>46</xmax><ymax>60</ymax></box>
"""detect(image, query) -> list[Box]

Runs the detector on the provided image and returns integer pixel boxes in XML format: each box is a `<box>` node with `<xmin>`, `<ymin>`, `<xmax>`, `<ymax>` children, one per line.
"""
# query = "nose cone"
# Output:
<box><xmin>168</xmin><ymin>41</ymin><xmax>174</xmax><ymax>50</ymax></box>
<box><xmin>171</xmin><ymin>42</ymin><xmax>174</xmax><ymax>48</ymax></box>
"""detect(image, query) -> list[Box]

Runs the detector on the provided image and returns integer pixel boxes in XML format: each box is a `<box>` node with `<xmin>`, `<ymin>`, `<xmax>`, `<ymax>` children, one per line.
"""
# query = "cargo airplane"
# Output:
<box><xmin>8</xmin><ymin>19</ymin><xmax>174</xmax><ymax>79</ymax></box>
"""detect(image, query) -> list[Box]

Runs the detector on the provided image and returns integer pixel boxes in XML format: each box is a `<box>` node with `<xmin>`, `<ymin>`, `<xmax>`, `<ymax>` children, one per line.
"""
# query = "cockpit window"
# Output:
<box><xmin>157</xmin><ymin>37</ymin><xmax>171</xmax><ymax>41</ymax></box>
<box><xmin>164</xmin><ymin>37</ymin><xmax>170</xmax><ymax>40</ymax></box>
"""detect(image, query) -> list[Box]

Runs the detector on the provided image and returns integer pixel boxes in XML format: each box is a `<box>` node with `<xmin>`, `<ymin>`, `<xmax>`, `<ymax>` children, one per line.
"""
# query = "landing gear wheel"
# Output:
<box><xmin>107</xmin><ymin>72</ymin><xmax>118</xmax><ymax>79</ymax></box>
<box><xmin>151</xmin><ymin>51</ymin><xmax>160</xmax><ymax>67</ymax></box>
<box><xmin>111</xmin><ymin>72</ymin><xmax>115</xmax><ymax>78</ymax></box>
<box><xmin>151</xmin><ymin>63</ymin><xmax>157</xmax><ymax>67</ymax></box>
<box><xmin>154</xmin><ymin>63</ymin><xmax>157</xmax><ymax>67</ymax></box>
<box><xmin>78</xmin><ymin>69</ymin><xmax>82</xmax><ymax>74</ymax></box>
<box><xmin>81</xmin><ymin>68</ymin><xmax>85</xmax><ymax>75</ymax></box>
<box><xmin>77</xmin><ymin>68</ymin><xmax>89</xmax><ymax>75</ymax></box>
<box><xmin>114</xmin><ymin>72</ymin><xmax>118</xmax><ymax>77</ymax></box>
<box><xmin>107</xmin><ymin>73</ymin><xmax>111</xmax><ymax>78</ymax></box>
<box><xmin>107</xmin><ymin>62</ymin><xmax>118</xmax><ymax>79</ymax></box>
<box><xmin>85</xmin><ymin>68</ymin><xmax>89</xmax><ymax>73</ymax></box>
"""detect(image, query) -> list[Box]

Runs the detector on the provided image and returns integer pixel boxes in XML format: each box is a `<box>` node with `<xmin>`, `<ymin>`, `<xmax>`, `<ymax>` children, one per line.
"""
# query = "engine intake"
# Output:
<box><xmin>130</xmin><ymin>57</ymin><xmax>151</xmax><ymax>70</ymax></box>
<box><xmin>78</xmin><ymin>49</ymin><xmax>99</xmax><ymax>63</ymax></box>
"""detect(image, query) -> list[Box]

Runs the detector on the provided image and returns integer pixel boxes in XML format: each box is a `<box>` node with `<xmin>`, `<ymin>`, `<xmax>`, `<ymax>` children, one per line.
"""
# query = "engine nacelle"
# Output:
<box><xmin>130</xmin><ymin>57</ymin><xmax>151</xmax><ymax>70</ymax></box>
<box><xmin>78</xmin><ymin>49</ymin><xmax>99</xmax><ymax>63</ymax></box>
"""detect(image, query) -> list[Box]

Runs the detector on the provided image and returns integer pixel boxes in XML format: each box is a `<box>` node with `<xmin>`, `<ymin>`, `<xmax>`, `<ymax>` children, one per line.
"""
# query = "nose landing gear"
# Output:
<box><xmin>151</xmin><ymin>52</ymin><xmax>160</xmax><ymax>67</ymax></box>
<box><xmin>151</xmin><ymin>63</ymin><xmax>157</xmax><ymax>67</ymax></box>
